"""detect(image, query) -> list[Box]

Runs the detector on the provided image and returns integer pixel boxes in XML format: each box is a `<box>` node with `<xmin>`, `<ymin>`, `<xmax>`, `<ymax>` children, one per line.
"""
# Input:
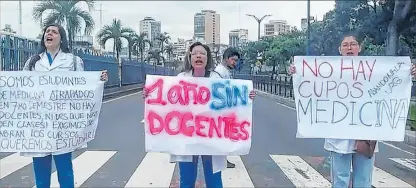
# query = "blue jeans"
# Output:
<box><xmin>32</xmin><ymin>152</ymin><xmax>74</xmax><ymax>188</ymax></box>
<box><xmin>330</xmin><ymin>151</ymin><xmax>374</xmax><ymax>188</ymax></box>
<box><xmin>179</xmin><ymin>155</ymin><xmax>223</xmax><ymax>188</ymax></box>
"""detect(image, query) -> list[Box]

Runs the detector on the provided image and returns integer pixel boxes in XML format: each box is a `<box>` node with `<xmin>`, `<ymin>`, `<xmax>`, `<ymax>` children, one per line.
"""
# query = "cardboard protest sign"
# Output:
<box><xmin>144</xmin><ymin>75</ymin><xmax>253</xmax><ymax>155</ymax></box>
<box><xmin>0</xmin><ymin>71</ymin><xmax>104</xmax><ymax>152</ymax></box>
<box><xmin>293</xmin><ymin>56</ymin><xmax>412</xmax><ymax>141</ymax></box>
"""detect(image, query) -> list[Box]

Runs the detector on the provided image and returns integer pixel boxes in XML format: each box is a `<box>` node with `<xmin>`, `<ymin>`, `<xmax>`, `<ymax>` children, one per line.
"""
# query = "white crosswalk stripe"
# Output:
<box><xmin>45</xmin><ymin>151</ymin><xmax>116</xmax><ymax>188</ymax></box>
<box><xmin>124</xmin><ymin>152</ymin><xmax>175</xmax><ymax>187</ymax></box>
<box><xmin>222</xmin><ymin>156</ymin><xmax>255</xmax><ymax>187</ymax></box>
<box><xmin>0</xmin><ymin>153</ymin><xmax>32</xmax><ymax>179</ymax></box>
<box><xmin>390</xmin><ymin>158</ymin><xmax>416</xmax><ymax>171</ymax></box>
<box><xmin>270</xmin><ymin>155</ymin><xmax>332</xmax><ymax>187</ymax></box>
<box><xmin>0</xmin><ymin>151</ymin><xmax>414</xmax><ymax>188</ymax></box>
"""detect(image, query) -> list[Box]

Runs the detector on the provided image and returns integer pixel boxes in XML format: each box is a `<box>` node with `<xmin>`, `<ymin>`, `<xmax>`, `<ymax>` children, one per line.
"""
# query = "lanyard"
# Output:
<box><xmin>46</xmin><ymin>50</ymin><xmax>60</xmax><ymax>65</ymax></box>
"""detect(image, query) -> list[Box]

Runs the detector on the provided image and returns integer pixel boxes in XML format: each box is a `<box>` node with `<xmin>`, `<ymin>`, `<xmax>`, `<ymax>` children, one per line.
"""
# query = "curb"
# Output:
<box><xmin>255</xmin><ymin>89</ymin><xmax>416</xmax><ymax>147</ymax></box>
<box><xmin>103</xmin><ymin>85</ymin><xmax>143</xmax><ymax>101</ymax></box>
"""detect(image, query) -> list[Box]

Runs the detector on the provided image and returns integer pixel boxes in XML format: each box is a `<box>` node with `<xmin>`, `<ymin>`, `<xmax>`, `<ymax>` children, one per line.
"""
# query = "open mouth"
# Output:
<box><xmin>346</xmin><ymin>52</ymin><xmax>354</xmax><ymax>56</ymax></box>
<box><xmin>46</xmin><ymin>37</ymin><xmax>53</xmax><ymax>42</ymax></box>
<box><xmin>195</xmin><ymin>60</ymin><xmax>203</xmax><ymax>65</ymax></box>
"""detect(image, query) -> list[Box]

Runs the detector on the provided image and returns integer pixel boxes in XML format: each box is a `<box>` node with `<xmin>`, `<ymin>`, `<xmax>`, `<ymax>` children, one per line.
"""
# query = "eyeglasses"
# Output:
<box><xmin>341</xmin><ymin>42</ymin><xmax>359</xmax><ymax>48</ymax></box>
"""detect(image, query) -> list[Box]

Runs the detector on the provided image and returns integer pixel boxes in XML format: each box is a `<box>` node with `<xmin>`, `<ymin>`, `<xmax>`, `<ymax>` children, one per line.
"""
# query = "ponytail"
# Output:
<box><xmin>28</xmin><ymin>55</ymin><xmax>41</xmax><ymax>71</ymax></box>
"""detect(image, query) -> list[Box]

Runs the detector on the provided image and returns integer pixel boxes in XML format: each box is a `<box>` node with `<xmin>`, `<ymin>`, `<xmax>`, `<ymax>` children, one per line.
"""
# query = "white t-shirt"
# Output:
<box><xmin>214</xmin><ymin>63</ymin><xmax>232</xmax><ymax>79</ymax></box>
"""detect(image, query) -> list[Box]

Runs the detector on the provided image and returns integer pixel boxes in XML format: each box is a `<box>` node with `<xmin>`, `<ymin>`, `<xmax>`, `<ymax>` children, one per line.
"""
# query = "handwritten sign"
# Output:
<box><xmin>144</xmin><ymin>75</ymin><xmax>253</xmax><ymax>155</ymax></box>
<box><xmin>293</xmin><ymin>56</ymin><xmax>412</xmax><ymax>141</ymax></box>
<box><xmin>0</xmin><ymin>71</ymin><xmax>104</xmax><ymax>152</ymax></box>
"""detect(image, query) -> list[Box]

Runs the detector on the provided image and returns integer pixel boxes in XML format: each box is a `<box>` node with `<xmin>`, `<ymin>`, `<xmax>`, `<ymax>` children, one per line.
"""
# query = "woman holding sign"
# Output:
<box><xmin>20</xmin><ymin>23</ymin><xmax>108</xmax><ymax>188</ymax></box>
<box><xmin>143</xmin><ymin>42</ymin><xmax>255</xmax><ymax>188</ymax></box>
<box><xmin>288</xmin><ymin>32</ymin><xmax>416</xmax><ymax>188</ymax></box>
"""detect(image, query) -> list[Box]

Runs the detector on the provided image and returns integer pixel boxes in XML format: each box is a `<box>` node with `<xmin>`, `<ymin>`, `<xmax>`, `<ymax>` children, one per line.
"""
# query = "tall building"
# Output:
<box><xmin>229</xmin><ymin>29</ymin><xmax>248</xmax><ymax>48</ymax></box>
<box><xmin>172</xmin><ymin>38</ymin><xmax>187</xmax><ymax>61</ymax></box>
<box><xmin>193</xmin><ymin>10</ymin><xmax>220</xmax><ymax>45</ymax></box>
<box><xmin>264</xmin><ymin>20</ymin><xmax>291</xmax><ymax>37</ymax></box>
<box><xmin>301</xmin><ymin>16</ymin><xmax>316</xmax><ymax>31</ymax></box>
<box><xmin>139</xmin><ymin>17</ymin><xmax>161</xmax><ymax>48</ymax></box>
<box><xmin>2</xmin><ymin>24</ymin><xmax>16</xmax><ymax>34</ymax></box>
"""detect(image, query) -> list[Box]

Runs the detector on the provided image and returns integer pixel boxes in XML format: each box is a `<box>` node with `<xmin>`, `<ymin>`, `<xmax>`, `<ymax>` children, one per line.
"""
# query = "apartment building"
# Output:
<box><xmin>229</xmin><ymin>29</ymin><xmax>248</xmax><ymax>48</ymax></box>
<box><xmin>264</xmin><ymin>20</ymin><xmax>291</xmax><ymax>37</ymax></box>
<box><xmin>193</xmin><ymin>10</ymin><xmax>220</xmax><ymax>45</ymax></box>
<box><xmin>139</xmin><ymin>17</ymin><xmax>161</xmax><ymax>49</ymax></box>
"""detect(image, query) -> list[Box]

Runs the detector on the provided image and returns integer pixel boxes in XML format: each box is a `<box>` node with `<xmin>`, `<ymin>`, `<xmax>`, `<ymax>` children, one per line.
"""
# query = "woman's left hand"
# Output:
<box><xmin>249</xmin><ymin>90</ymin><xmax>256</xmax><ymax>99</ymax></box>
<box><xmin>100</xmin><ymin>70</ymin><xmax>108</xmax><ymax>82</ymax></box>
<box><xmin>411</xmin><ymin>64</ymin><xmax>416</xmax><ymax>78</ymax></box>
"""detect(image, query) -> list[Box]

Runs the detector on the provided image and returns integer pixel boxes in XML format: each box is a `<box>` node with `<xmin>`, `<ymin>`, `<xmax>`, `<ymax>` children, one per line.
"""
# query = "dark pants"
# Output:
<box><xmin>179</xmin><ymin>155</ymin><xmax>223</xmax><ymax>188</ymax></box>
<box><xmin>32</xmin><ymin>152</ymin><xmax>74</xmax><ymax>188</ymax></box>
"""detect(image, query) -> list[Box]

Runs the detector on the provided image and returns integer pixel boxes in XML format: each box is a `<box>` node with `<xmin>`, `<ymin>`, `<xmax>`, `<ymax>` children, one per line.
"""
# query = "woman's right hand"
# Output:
<box><xmin>142</xmin><ymin>88</ymin><xmax>149</xmax><ymax>99</ymax></box>
<box><xmin>288</xmin><ymin>63</ymin><xmax>296</xmax><ymax>75</ymax></box>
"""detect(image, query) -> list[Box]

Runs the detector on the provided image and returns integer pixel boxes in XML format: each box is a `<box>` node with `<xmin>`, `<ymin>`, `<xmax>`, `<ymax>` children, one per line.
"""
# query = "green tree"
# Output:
<box><xmin>131</xmin><ymin>32</ymin><xmax>151</xmax><ymax>63</ymax></box>
<box><xmin>155</xmin><ymin>32</ymin><xmax>170</xmax><ymax>65</ymax></box>
<box><xmin>96</xmin><ymin>18</ymin><xmax>135</xmax><ymax>60</ymax></box>
<box><xmin>32</xmin><ymin>0</ymin><xmax>95</xmax><ymax>50</ymax></box>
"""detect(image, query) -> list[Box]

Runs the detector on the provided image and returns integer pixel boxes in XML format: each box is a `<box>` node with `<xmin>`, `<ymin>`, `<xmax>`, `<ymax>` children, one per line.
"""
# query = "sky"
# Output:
<box><xmin>0</xmin><ymin>1</ymin><xmax>335</xmax><ymax>50</ymax></box>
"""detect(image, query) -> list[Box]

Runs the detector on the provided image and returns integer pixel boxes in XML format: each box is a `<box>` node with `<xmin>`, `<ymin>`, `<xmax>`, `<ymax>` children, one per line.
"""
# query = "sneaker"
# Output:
<box><xmin>227</xmin><ymin>160</ymin><xmax>235</xmax><ymax>168</ymax></box>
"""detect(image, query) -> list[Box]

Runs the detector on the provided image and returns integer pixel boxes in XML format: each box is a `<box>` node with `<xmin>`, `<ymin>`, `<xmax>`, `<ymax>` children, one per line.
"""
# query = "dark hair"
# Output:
<box><xmin>28</xmin><ymin>23</ymin><xmax>70</xmax><ymax>70</ymax></box>
<box><xmin>222</xmin><ymin>47</ymin><xmax>240</xmax><ymax>60</ymax></box>
<box><xmin>182</xmin><ymin>42</ymin><xmax>215</xmax><ymax>72</ymax></box>
<box><xmin>340</xmin><ymin>31</ymin><xmax>362</xmax><ymax>45</ymax></box>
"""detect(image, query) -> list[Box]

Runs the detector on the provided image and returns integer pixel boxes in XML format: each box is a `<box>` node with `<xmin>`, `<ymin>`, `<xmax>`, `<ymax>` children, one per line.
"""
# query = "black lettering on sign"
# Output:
<box><xmin>38</xmin><ymin>75</ymin><xmax>87</xmax><ymax>86</ymax></box>
<box><xmin>368</xmin><ymin>62</ymin><xmax>404</xmax><ymax>97</ymax></box>
<box><xmin>49</xmin><ymin>90</ymin><xmax>95</xmax><ymax>101</ymax></box>
<box><xmin>296</xmin><ymin>98</ymin><xmax>409</xmax><ymax>128</ymax></box>
<box><xmin>0</xmin><ymin>73</ymin><xmax>102</xmax><ymax>152</ymax></box>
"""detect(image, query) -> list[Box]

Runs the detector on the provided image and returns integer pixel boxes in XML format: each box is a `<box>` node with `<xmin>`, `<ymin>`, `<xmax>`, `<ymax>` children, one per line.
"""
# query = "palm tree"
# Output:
<box><xmin>32</xmin><ymin>0</ymin><xmax>95</xmax><ymax>50</ymax></box>
<box><xmin>163</xmin><ymin>44</ymin><xmax>175</xmax><ymax>74</ymax></box>
<box><xmin>131</xmin><ymin>32</ymin><xmax>151</xmax><ymax>63</ymax></box>
<box><xmin>155</xmin><ymin>32</ymin><xmax>170</xmax><ymax>65</ymax></box>
<box><xmin>207</xmin><ymin>43</ymin><xmax>228</xmax><ymax>65</ymax></box>
<box><xmin>164</xmin><ymin>44</ymin><xmax>174</xmax><ymax>63</ymax></box>
<box><xmin>147</xmin><ymin>49</ymin><xmax>164</xmax><ymax>71</ymax></box>
<box><xmin>96</xmin><ymin>18</ymin><xmax>135</xmax><ymax>60</ymax></box>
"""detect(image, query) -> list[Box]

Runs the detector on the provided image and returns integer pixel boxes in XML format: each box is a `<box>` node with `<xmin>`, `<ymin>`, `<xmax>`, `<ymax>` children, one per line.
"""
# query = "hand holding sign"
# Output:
<box><xmin>143</xmin><ymin>75</ymin><xmax>253</xmax><ymax>156</ymax></box>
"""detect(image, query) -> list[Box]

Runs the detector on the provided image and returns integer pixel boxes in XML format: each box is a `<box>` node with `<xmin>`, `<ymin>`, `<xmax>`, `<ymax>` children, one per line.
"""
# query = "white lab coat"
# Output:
<box><xmin>214</xmin><ymin>63</ymin><xmax>232</xmax><ymax>79</ymax></box>
<box><xmin>20</xmin><ymin>51</ymin><xmax>87</xmax><ymax>158</ymax></box>
<box><xmin>168</xmin><ymin>70</ymin><xmax>227</xmax><ymax>173</ymax></box>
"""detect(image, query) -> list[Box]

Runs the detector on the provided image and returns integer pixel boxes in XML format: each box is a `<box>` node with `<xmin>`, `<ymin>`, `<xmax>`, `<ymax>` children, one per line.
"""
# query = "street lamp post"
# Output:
<box><xmin>306</xmin><ymin>0</ymin><xmax>311</xmax><ymax>55</ymax></box>
<box><xmin>246</xmin><ymin>14</ymin><xmax>272</xmax><ymax>41</ymax></box>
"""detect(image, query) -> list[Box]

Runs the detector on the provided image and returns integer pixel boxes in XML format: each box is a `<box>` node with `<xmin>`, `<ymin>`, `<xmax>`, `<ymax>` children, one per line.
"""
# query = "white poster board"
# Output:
<box><xmin>144</xmin><ymin>75</ymin><xmax>253</xmax><ymax>155</ymax></box>
<box><xmin>0</xmin><ymin>71</ymin><xmax>104</xmax><ymax>152</ymax></box>
<box><xmin>293</xmin><ymin>56</ymin><xmax>412</xmax><ymax>141</ymax></box>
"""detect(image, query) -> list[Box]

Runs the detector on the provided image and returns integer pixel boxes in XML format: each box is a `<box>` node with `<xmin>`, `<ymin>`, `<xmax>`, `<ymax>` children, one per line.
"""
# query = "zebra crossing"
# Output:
<box><xmin>0</xmin><ymin>150</ymin><xmax>415</xmax><ymax>188</ymax></box>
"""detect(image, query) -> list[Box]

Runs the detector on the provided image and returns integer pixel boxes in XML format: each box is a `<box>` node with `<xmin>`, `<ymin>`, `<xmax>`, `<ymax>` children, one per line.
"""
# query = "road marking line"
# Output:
<box><xmin>270</xmin><ymin>155</ymin><xmax>331</xmax><ymax>188</ymax></box>
<box><xmin>379</xmin><ymin>141</ymin><xmax>415</xmax><ymax>156</ymax></box>
<box><xmin>222</xmin><ymin>156</ymin><xmax>255</xmax><ymax>187</ymax></box>
<box><xmin>372</xmin><ymin>166</ymin><xmax>414</xmax><ymax>187</ymax></box>
<box><xmin>390</xmin><ymin>158</ymin><xmax>416</xmax><ymax>171</ymax></box>
<box><xmin>124</xmin><ymin>152</ymin><xmax>175</xmax><ymax>187</ymax></box>
<box><xmin>45</xmin><ymin>151</ymin><xmax>116</xmax><ymax>188</ymax></box>
<box><xmin>0</xmin><ymin>153</ymin><xmax>33</xmax><ymax>179</ymax></box>
<box><xmin>103</xmin><ymin>91</ymin><xmax>141</xmax><ymax>104</ymax></box>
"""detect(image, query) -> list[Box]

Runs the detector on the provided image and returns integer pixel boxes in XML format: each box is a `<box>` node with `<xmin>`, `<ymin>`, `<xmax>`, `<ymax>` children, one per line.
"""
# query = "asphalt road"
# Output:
<box><xmin>1</xmin><ymin>92</ymin><xmax>415</xmax><ymax>187</ymax></box>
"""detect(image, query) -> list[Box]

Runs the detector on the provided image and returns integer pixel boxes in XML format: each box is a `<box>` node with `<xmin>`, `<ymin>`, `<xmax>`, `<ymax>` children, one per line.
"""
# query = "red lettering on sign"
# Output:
<box><xmin>302</xmin><ymin>59</ymin><xmax>318</xmax><ymax>77</ymax></box>
<box><xmin>340</xmin><ymin>59</ymin><xmax>356</xmax><ymax>80</ymax></box>
<box><xmin>146</xmin><ymin>79</ymin><xmax>167</xmax><ymax>105</ymax></box>
<box><xmin>146</xmin><ymin>79</ymin><xmax>211</xmax><ymax>106</ymax></box>
<box><xmin>146</xmin><ymin>110</ymin><xmax>251</xmax><ymax>141</ymax></box>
